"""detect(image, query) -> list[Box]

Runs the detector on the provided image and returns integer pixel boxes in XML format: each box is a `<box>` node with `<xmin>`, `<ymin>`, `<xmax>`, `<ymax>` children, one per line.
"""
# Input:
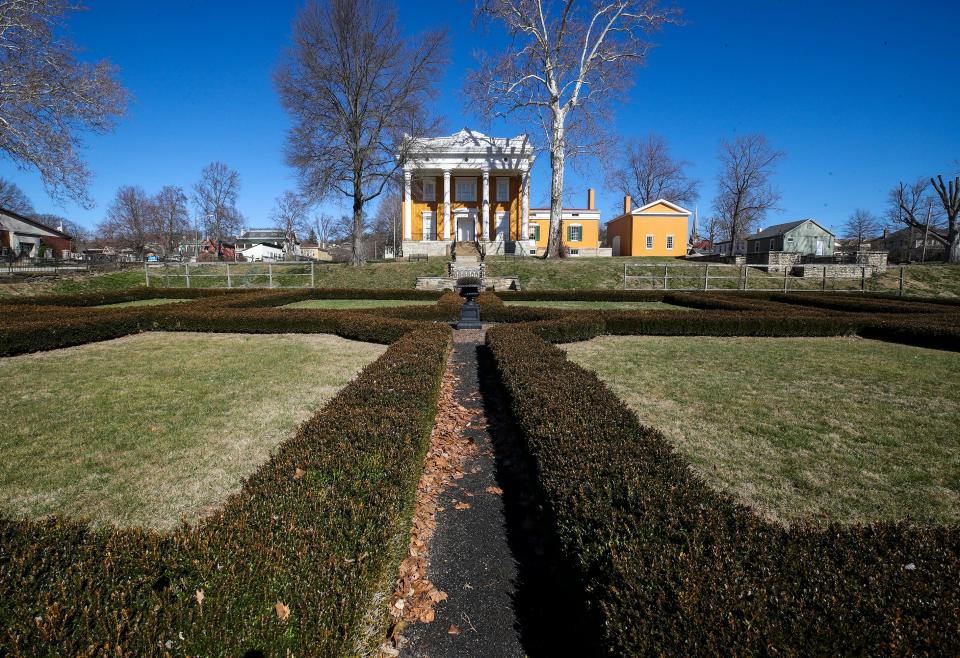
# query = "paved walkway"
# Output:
<box><xmin>401</xmin><ymin>327</ymin><xmax>579</xmax><ymax>658</ymax></box>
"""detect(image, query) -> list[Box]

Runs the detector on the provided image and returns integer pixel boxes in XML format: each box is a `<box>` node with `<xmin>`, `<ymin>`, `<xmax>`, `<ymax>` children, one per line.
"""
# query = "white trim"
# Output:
<box><xmin>566</xmin><ymin>223</ymin><xmax>583</xmax><ymax>242</ymax></box>
<box><xmin>421</xmin><ymin>211</ymin><xmax>436</xmax><ymax>240</ymax></box>
<box><xmin>419</xmin><ymin>177</ymin><xmax>436</xmax><ymax>202</ymax></box>
<box><xmin>645</xmin><ymin>234</ymin><xmax>654</xmax><ymax>250</ymax></box>
<box><xmin>494</xmin><ymin>210</ymin><xmax>509</xmax><ymax>241</ymax></box>
<box><xmin>666</xmin><ymin>234</ymin><xmax>675</xmax><ymax>250</ymax></box>
<box><xmin>455</xmin><ymin>177</ymin><xmax>477</xmax><ymax>202</ymax></box>
<box><xmin>495</xmin><ymin>177</ymin><xmax>510</xmax><ymax>202</ymax></box>
<box><xmin>631</xmin><ymin>198</ymin><xmax>692</xmax><ymax>215</ymax></box>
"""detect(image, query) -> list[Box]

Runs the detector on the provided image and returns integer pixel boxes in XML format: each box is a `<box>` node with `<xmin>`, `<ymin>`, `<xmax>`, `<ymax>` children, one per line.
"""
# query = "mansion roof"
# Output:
<box><xmin>403</xmin><ymin>128</ymin><xmax>534</xmax><ymax>168</ymax></box>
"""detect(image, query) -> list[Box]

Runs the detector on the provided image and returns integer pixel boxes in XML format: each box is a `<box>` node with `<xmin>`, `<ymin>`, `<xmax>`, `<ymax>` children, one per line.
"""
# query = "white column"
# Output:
<box><xmin>521</xmin><ymin>170</ymin><xmax>530</xmax><ymax>241</ymax></box>
<box><xmin>443</xmin><ymin>170</ymin><xmax>451</xmax><ymax>241</ymax></box>
<box><xmin>403</xmin><ymin>169</ymin><xmax>412</xmax><ymax>241</ymax></box>
<box><xmin>481</xmin><ymin>169</ymin><xmax>490</xmax><ymax>242</ymax></box>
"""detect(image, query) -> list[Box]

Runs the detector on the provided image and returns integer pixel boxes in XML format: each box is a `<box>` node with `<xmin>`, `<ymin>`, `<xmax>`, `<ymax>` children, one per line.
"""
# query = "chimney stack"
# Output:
<box><xmin>587</xmin><ymin>188</ymin><xmax>595</xmax><ymax>210</ymax></box>
<box><xmin>623</xmin><ymin>195</ymin><xmax>632</xmax><ymax>214</ymax></box>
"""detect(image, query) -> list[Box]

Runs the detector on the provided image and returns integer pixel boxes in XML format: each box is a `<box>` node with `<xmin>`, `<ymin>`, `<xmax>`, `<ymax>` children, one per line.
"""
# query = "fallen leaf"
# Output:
<box><xmin>275</xmin><ymin>601</ymin><xmax>290</xmax><ymax>622</ymax></box>
<box><xmin>419</xmin><ymin>608</ymin><xmax>435</xmax><ymax>623</ymax></box>
<box><xmin>448</xmin><ymin>625</ymin><xmax>460</xmax><ymax>635</ymax></box>
<box><xmin>195</xmin><ymin>588</ymin><xmax>204</xmax><ymax>608</ymax></box>
<box><xmin>294</xmin><ymin>467</ymin><xmax>306</xmax><ymax>480</ymax></box>
<box><xmin>485</xmin><ymin>486</ymin><xmax>503</xmax><ymax>495</ymax></box>
<box><xmin>454</xmin><ymin>502</ymin><xmax>471</xmax><ymax>510</ymax></box>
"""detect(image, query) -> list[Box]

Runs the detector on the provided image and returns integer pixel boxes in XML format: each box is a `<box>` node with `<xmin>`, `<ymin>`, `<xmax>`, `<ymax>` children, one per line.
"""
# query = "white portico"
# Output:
<box><xmin>400</xmin><ymin>129</ymin><xmax>535</xmax><ymax>257</ymax></box>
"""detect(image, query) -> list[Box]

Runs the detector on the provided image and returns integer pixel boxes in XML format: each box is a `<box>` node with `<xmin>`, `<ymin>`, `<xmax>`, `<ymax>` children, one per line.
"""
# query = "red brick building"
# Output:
<box><xmin>0</xmin><ymin>207</ymin><xmax>72</xmax><ymax>259</ymax></box>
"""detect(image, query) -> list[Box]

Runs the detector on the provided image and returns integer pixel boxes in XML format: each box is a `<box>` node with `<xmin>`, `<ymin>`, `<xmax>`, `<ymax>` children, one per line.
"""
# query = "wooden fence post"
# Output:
<box><xmin>184</xmin><ymin>263</ymin><xmax>190</xmax><ymax>288</ymax></box>
<box><xmin>144</xmin><ymin>261</ymin><xmax>150</xmax><ymax>287</ymax></box>
<box><xmin>782</xmin><ymin>265</ymin><xmax>789</xmax><ymax>292</ymax></box>
<box><xmin>743</xmin><ymin>264</ymin><xmax>749</xmax><ymax>290</ymax></box>
<box><xmin>226</xmin><ymin>263</ymin><xmax>232</xmax><ymax>288</ymax></box>
<box><xmin>860</xmin><ymin>266</ymin><xmax>866</xmax><ymax>292</ymax></box>
<box><xmin>663</xmin><ymin>264</ymin><xmax>668</xmax><ymax>290</ymax></box>
<box><xmin>623</xmin><ymin>262</ymin><xmax>627</xmax><ymax>290</ymax></box>
<box><xmin>268</xmin><ymin>263</ymin><xmax>273</xmax><ymax>288</ymax></box>
<box><xmin>821</xmin><ymin>266</ymin><xmax>827</xmax><ymax>291</ymax></box>
<box><xmin>703</xmin><ymin>264</ymin><xmax>709</xmax><ymax>290</ymax></box>
<box><xmin>310</xmin><ymin>261</ymin><xmax>315</xmax><ymax>288</ymax></box>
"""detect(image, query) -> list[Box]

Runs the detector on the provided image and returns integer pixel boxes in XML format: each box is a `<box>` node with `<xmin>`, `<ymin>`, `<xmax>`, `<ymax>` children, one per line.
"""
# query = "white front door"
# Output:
<box><xmin>816</xmin><ymin>239</ymin><xmax>824</xmax><ymax>256</ymax></box>
<box><xmin>457</xmin><ymin>213</ymin><xmax>476</xmax><ymax>241</ymax></box>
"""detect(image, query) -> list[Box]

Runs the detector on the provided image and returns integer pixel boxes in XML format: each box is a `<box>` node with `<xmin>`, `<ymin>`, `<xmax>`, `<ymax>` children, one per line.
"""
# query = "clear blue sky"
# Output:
<box><xmin>6</xmin><ymin>0</ymin><xmax>959</xmax><ymax>236</ymax></box>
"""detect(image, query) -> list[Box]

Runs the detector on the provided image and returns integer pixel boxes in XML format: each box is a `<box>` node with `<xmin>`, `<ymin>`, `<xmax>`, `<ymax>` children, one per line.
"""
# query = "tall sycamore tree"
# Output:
<box><xmin>275</xmin><ymin>0</ymin><xmax>447</xmax><ymax>265</ymax></box>
<box><xmin>470</xmin><ymin>0</ymin><xmax>679</xmax><ymax>258</ymax></box>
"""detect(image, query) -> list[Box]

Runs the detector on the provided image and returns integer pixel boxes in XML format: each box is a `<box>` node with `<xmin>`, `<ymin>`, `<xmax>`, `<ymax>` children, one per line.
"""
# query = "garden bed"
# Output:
<box><xmin>0</xmin><ymin>332</ymin><xmax>384</xmax><ymax>529</ymax></box>
<box><xmin>563</xmin><ymin>335</ymin><xmax>960</xmax><ymax>525</ymax></box>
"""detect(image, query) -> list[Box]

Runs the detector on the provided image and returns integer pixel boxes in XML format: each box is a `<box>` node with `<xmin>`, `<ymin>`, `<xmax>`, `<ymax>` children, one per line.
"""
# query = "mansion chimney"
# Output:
<box><xmin>623</xmin><ymin>195</ymin><xmax>632</xmax><ymax>214</ymax></box>
<box><xmin>587</xmin><ymin>188</ymin><xmax>595</xmax><ymax>210</ymax></box>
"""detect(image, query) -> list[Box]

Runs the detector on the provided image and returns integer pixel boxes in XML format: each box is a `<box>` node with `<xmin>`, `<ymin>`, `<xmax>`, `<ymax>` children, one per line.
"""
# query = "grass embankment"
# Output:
<box><xmin>282</xmin><ymin>299</ymin><xmax>437</xmax><ymax>310</ymax></box>
<box><xmin>0</xmin><ymin>332</ymin><xmax>384</xmax><ymax>529</ymax></box>
<box><xmin>97</xmin><ymin>298</ymin><xmax>191</xmax><ymax>308</ymax></box>
<box><xmin>504</xmin><ymin>300</ymin><xmax>689</xmax><ymax>311</ymax></box>
<box><xmin>4</xmin><ymin>258</ymin><xmax>960</xmax><ymax>296</ymax></box>
<box><xmin>564</xmin><ymin>335</ymin><xmax>960</xmax><ymax>525</ymax></box>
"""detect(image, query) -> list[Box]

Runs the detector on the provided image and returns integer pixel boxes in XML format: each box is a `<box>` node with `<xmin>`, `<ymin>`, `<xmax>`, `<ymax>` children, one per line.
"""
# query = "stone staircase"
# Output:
<box><xmin>414</xmin><ymin>240</ymin><xmax>520</xmax><ymax>291</ymax></box>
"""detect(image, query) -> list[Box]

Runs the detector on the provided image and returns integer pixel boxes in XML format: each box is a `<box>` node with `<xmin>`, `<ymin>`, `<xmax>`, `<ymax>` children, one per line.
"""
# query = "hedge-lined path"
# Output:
<box><xmin>399</xmin><ymin>328</ymin><xmax>524</xmax><ymax>657</ymax></box>
<box><xmin>397</xmin><ymin>327</ymin><xmax>582</xmax><ymax>657</ymax></box>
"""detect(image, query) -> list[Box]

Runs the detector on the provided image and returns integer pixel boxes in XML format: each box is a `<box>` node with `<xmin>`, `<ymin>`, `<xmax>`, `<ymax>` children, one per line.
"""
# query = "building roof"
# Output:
<box><xmin>632</xmin><ymin>199</ymin><xmax>692</xmax><ymax>215</ymax></box>
<box><xmin>748</xmin><ymin>219</ymin><xmax>834</xmax><ymax>241</ymax></box>
<box><xmin>0</xmin><ymin>206</ymin><xmax>71</xmax><ymax>239</ymax></box>
<box><xmin>406</xmin><ymin>128</ymin><xmax>532</xmax><ymax>155</ymax></box>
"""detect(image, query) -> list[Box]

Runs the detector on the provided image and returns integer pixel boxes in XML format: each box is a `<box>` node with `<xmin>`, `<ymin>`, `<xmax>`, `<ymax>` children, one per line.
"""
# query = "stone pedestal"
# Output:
<box><xmin>457</xmin><ymin>299</ymin><xmax>481</xmax><ymax>329</ymax></box>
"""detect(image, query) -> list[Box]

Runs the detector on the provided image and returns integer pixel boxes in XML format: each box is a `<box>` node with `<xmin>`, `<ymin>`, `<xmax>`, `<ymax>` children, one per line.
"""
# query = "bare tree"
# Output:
<box><xmin>270</xmin><ymin>191</ymin><xmax>309</xmax><ymax>259</ymax></box>
<box><xmin>192</xmin><ymin>162</ymin><xmax>242</xmax><ymax>243</ymax></box>
<box><xmin>843</xmin><ymin>208</ymin><xmax>880</xmax><ymax>250</ymax></box>
<box><xmin>609</xmin><ymin>133</ymin><xmax>698</xmax><ymax>207</ymax></box>
<box><xmin>275</xmin><ymin>0</ymin><xmax>447</xmax><ymax>266</ymax></box>
<box><xmin>893</xmin><ymin>176</ymin><xmax>960</xmax><ymax>263</ymax></box>
<box><xmin>0</xmin><ymin>178</ymin><xmax>34</xmax><ymax>215</ymax></box>
<box><xmin>312</xmin><ymin>213</ymin><xmax>335</xmax><ymax>248</ymax></box>
<box><xmin>712</xmin><ymin>134</ymin><xmax>784</xmax><ymax>246</ymax></box>
<box><xmin>151</xmin><ymin>185</ymin><xmax>190</xmax><ymax>257</ymax></box>
<box><xmin>98</xmin><ymin>185</ymin><xmax>151</xmax><ymax>256</ymax></box>
<box><xmin>0</xmin><ymin>0</ymin><xmax>128</xmax><ymax>205</ymax></box>
<box><xmin>372</xmin><ymin>185</ymin><xmax>402</xmax><ymax>256</ymax></box>
<box><xmin>470</xmin><ymin>0</ymin><xmax>678</xmax><ymax>258</ymax></box>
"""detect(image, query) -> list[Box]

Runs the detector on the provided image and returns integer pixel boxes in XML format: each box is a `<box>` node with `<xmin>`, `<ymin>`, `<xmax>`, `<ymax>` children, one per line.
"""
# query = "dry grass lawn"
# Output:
<box><xmin>0</xmin><ymin>332</ymin><xmax>385</xmax><ymax>529</ymax></box>
<box><xmin>563</xmin><ymin>336</ymin><xmax>960</xmax><ymax>525</ymax></box>
<box><xmin>97</xmin><ymin>298</ymin><xmax>192</xmax><ymax>308</ymax></box>
<box><xmin>503</xmin><ymin>300</ymin><xmax>689</xmax><ymax>311</ymax></box>
<box><xmin>282</xmin><ymin>299</ymin><xmax>436</xmax><ymax>309</ymax></box>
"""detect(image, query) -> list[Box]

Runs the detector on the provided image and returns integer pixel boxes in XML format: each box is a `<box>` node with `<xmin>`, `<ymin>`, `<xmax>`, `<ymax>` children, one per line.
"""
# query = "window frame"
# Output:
<box><xmin>421</xmin><ymin>211</ymin><xmax>436</xmax><ymax>240</ymax></box>
<box><xmin>530</xmin><ymin>224</ymin><xmax>541</xmax><ymax>241</ymax></box>
<box><xmin>454</xmin><ymin>177</ymin><xmax>477</xmax><ymax>202</ymax></box>
<box><xmin>645</xmin><ymin>234</ymin><xmax>654</xmax><ymax>250</ymax></box>
<box><xmin>567</xmin><ymin>224</ymin><xmax>583</xmax><ymax>242</ymax></box>
<box><xmin>666</xmin><ymin>234</ymin><xmax>674</xmax><ymax>250</ymax></box>
<box><xmin>419</xmin><ymin>178</ymin><xmax>436</xmax><ymax>202</ymax></box>
<box><xmin>495</xmin><ymin>177</ymin><xmax>510</xmax><ymax>202</ymax></box>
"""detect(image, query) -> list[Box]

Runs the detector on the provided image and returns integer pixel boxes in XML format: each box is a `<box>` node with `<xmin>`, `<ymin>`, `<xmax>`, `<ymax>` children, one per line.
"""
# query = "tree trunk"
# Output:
<box><xmin>544</xmin><ymin>109</ymin><xmax>566</xmax><ymax>259</ymax></box>
<box><xmin>948</xmin><ymin>230</ymin><xmax>960</xmax><ymax>264</ymax></box>
<box><xmin>351</xmin><ymin>191</ymin><xmax>365</xmax><ymax>266</ymax></box>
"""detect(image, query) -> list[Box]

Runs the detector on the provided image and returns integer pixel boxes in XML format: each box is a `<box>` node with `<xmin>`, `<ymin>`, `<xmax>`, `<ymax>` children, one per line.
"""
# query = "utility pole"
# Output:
<box><xmin>921</xmin><ymin>199</ymin><xmax>933</xmax><ymax>264</ymax></box>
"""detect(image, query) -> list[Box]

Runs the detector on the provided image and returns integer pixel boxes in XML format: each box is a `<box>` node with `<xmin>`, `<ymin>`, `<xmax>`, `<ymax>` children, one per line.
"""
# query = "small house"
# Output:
<box><xmin>0</xmin><ymin>207</ymin><xmax>72</xmax><ymax>259</ymax></box>
<box><xmin>606</xmin><ymin>198</ymin><xmax>690</xmax><ymax>257</ymax></box>
<box><xmin>746</xmin><ymin>220</ymin><xmax>835</xmax><ymax>258</ymax></box>
<box><xmin>240</xmin><ymin>243</ymin><xmax>284</xmax><ymax>262</ymax></box>
<box><xmin>527</xmin><ymin>189</ymin><xmax>603</xmax><ymax>256</ymax></box>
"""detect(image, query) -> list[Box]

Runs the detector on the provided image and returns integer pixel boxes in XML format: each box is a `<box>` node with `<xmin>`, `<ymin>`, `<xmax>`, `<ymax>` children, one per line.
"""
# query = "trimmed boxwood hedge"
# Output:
<box><xmin>495</xmin><ymin>289</ymin><xmax>667</xmax><ymax>302</ymax></box>
<box><xmin>486</xmin><ymin>323</ymin><xmax>960</xmax><ymax>655</ymax></box>
<box><xmin>0</xmin><ymin>286</ymin><xmax>252</xmax><ymax>307</ymax></box>
<box><xmin>770</xmin><ymin>292</ymin><xmax>960</xmax><ymax>315</ymax></box>
<box><xmin>0</xmin><ymin>319</ymin><xmax>451</xmax><ymax>656</ymax></box>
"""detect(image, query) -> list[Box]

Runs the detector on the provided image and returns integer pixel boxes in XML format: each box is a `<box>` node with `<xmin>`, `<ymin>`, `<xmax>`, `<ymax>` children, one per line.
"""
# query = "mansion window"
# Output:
<box><xmin>455</xmin><ymin>178</ymin><xmax>477</xmax><ymax>202</ymax></box>
<box><xmin>530</xmin><ymin>224</ymin><xmax>541</xmax><ymax>241</ymax></box>
<box><xmin>496</xmin><ymin>177</ymin><xmax>510</xmax><ymax>202</ymax></box>
<box><xmin>418</xmin><ymin>178</ymin><xmax>436</xmax><ymax>202</ymax></box>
